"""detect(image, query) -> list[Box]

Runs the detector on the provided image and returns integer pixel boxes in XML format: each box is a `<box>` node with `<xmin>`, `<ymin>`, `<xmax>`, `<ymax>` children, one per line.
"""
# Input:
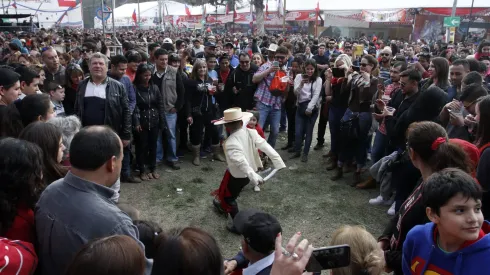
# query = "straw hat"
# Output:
<box><xmin>213</xmin><ymin>108</ymin><xmax>253</xmax><ymax>125</ymax></box>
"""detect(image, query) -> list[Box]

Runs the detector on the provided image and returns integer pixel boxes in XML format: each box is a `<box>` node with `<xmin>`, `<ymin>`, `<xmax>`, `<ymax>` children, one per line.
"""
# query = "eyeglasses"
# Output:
<box><xmin>360</xmin><ymin>63</ymin><xmax>369</xmax><ymax>67</ymax></box>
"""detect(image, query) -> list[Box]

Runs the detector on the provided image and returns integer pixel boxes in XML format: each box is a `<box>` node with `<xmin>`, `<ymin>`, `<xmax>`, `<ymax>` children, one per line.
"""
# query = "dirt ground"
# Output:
<box><xmin>120</xmin><ymin>126</ymin><xmax>392</xmax><ymax>259</ymax></box>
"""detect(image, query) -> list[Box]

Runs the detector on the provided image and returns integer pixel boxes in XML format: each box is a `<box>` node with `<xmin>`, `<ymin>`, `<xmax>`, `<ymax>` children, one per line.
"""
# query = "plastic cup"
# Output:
<box><xmin>280</xmin><ymin>76</ymin><xmax>289</xmax><ymax>83</ymax></box>
<box><xmin>381</xmin><ymin>95</ymin><xmax>391</xmax><ymax>104</ymax></box>
<box><xmin>218</xmin><ymin>83</ymin><xmax>225</xmax><ymax>91</ymax></box>
<box><xmin>208</xmin><ymin>85</ymin><xmax>216</xmax><ymax>95</ymax></box>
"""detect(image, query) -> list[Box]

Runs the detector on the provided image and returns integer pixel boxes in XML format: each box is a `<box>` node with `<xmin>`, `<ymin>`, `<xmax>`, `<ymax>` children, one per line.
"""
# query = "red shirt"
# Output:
<box><xmin>125</xmin><ymin>69</ymin><xmax>136</xmax><ymax>82</ymax></box>
<box><xmin>4</xmin><ymin>203</ymin><xmax>35</xmax><ymax>243</ymax></box>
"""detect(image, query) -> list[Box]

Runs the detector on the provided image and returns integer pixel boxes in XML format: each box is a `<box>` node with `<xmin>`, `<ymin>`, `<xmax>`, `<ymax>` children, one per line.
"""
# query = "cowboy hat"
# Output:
<box><xmin>214</xmin><ymin>108</ymin><xmax>253</xmax><ymax>125</ymax></box>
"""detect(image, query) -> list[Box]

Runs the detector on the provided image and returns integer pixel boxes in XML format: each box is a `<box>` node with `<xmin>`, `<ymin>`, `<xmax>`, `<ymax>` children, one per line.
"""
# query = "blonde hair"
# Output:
<box><xmin>334</xmin><ymin>54</ymin><xmax>353</xmax><ymax>70</ymax></box>
<box><xmin>330</xmin><ymin>226</ymin><xmax>384</xmax><ymax>275</ymax></box>
<box><xmin>190</xmin><ymin>59</ymin><xmax>208</xmax><ymax>80</ymax></box>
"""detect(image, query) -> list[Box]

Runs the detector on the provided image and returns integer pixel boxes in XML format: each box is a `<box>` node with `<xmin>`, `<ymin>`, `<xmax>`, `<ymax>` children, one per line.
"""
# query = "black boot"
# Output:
<box><xmin>281</xmin><ymin>143</ymin><xmax>293</xmax><ymax>150</ymax></box>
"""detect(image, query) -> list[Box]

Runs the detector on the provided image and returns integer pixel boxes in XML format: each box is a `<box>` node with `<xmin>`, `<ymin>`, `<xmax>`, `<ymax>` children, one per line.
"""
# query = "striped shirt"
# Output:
<box><xmin>253</xmin><ymin>62</ymin><xmax>283</xmax><ymax>110</ymax></box>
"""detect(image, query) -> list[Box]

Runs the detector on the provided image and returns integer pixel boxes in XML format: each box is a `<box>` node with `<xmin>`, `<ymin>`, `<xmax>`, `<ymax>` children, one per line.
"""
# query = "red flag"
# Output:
<box><xmin>132</xmin><ymin>9</ymin><xmax>137</xmax><ymax>23</ymax></box>
<box><xmin>266</xmin><ymin>0</ymin><xmax>268</xmax><ymax>17</ymax></box>
<box><xmin>12</xmin><ymin>2</ymin><xmax>17</xmax><ymax>9</ymax></box>
<box><xmin>225</xmin><ymin>3</ymin><xmax>229</xmax><ymax>15</ymax></box>
<box><xmin>233</xmin><ymin>5</ymin><xmax>237</xmax><ymax>18</ymax></box>
<box><xmin>185</xmin><ymin>4</ymin><xmax>191</xmax><ymax>16</ymax></box>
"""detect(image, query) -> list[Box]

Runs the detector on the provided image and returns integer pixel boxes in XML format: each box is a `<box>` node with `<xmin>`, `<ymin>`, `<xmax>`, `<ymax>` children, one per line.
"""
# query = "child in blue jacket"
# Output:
<box><xmin>402</xmin><ymin>168</ymin><xmax>490</xmax><ymax>275</ymax></box>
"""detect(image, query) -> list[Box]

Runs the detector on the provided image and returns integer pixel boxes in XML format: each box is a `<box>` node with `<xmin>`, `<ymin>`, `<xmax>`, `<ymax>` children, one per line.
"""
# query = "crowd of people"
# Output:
<box><xmin>0</xmin><ymin>26</ymin><xmax>490</xmax><ymax>275</ymax></box>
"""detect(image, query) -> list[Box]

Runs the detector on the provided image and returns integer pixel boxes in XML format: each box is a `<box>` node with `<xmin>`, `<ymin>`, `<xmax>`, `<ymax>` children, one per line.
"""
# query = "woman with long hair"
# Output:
<box><xmin>152</xmin><ymin>227</ymin><xmax>223</xmax><ymax>275</ymax></box>
<box><xmin>290</xmin><ymin>59</ymin><xmax>322</xmax><ymax>162</ymax></box>
<box><xmin>332</xmin><ymin>55</ymin><xmax>378</xmax><ymax>185</ymax></box>
<box><xmin>378</xmin><ymin>121</ymin><xmax>472</xmax><ymax>275</ymax></box>
<box><xmin>133</xmin><ymin>64</ymin><xmax>165</xmax><ymax>181</ymax></box>
<box><xmin>65</xmin><ymin>235</ymin><xmax>146</xmax><ymax>275</ymax></box>
<box><xmin>64</xmin><ymin>63</ymin><xmax>85</xmax><ymax>115</ymax></box>
<box><xmin>421</xmin><ymin>57</ymin><xmax>450</xmax><ymax>93</ymax></box>
<box><xmin>330</xmin><ymin>226</ymin><xmax>384</xmax><ymax>275</ymax></box>
<box><xmin>475</xmin><ymin>40</ymin><xmax>490</xmax><ymax>60</ymax></box>
<box><xmin>0</xmin><ymin>138</ymin><xmax>44</xmax><ymax>243</ymax></box>
<box><xmin>282</xmin><ymin>56</ymin><xmax>303</xmax><ymax>151</ymax></box>
<box><xmin>29</xmin><ymin>64</ymin><xmax>46</xmax><ymax>92</ymax></box>
<box><xmin>19</xmin><ymin>122</ymin><xmax>68</xmax><ymax>185</ymax></box>
<box><xmin>474</xmin><ymin>95</ymin><xmax>490</xmax><ymax>217</ymax></box>
<box><xmin>325</xmin><ymin>54</ymin><xmax>353</xmax><ymax>170</ymax></box>
<box><xmin>185</xmin><ymin>60</ymin><xmax>224</xmax><ymax>166</ymax></box>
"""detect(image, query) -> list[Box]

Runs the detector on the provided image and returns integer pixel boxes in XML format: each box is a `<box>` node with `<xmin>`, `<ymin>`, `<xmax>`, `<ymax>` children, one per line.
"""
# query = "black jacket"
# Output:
<box><xmin>63</xmin><ymin>85</ymin><xmax>77</xmax><ymax>116</ymax></box>
<box><xmin>184</xmin><ymin>77</ymin><xmax>216</xmax><ymax>117</ymax></box>
<box><xmin>215</xmin><ymin>65</ymin><xmax>235</xmax><ymax>109</ymax></box>
<box><xmin>75</xmin><ymin>77</ymin><xmax>132</xmax><ymax>140</ymax></box>
<box><xmin>224</xmin><ymin>64</ymin><xmax>259</xmax><ymax>111</ymax></box>
<box><xmin>133</xmin><ymin>84</ymin><xmax>166</xmax><ymax>130</ymax></box>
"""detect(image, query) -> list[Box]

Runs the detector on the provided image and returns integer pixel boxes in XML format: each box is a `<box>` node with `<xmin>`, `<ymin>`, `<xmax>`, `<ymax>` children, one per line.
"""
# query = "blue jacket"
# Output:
<box><xmin>402</xmin><ymin>221</ymin><xmax>490</xmax><ymax>275</ymax></box>
<box><xmin>446</xmin><ymin>85</ymin><xmax>459</xmax><ymax>102</ymax></box>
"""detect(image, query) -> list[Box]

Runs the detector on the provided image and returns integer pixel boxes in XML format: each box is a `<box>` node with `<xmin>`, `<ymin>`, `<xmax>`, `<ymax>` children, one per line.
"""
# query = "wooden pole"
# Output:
<box><xmin>282</xmin><ymin>0</ymin><xmax>286</xmax><ymax>35</ymax></box>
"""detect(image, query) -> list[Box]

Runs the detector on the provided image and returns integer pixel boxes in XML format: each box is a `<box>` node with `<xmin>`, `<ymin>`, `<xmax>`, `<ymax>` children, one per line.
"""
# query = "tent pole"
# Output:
<box><xmin>282</xmin><ymin>0</ymin><xmax>286</xmax><ymax>35</ymax></box>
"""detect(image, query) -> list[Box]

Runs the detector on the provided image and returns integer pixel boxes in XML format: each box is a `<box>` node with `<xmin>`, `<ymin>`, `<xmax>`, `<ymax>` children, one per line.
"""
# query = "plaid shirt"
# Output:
<box><xmin>254</xmin><ymin>62</ymin><xmax>284</xmax><ymax>110</ymax></box>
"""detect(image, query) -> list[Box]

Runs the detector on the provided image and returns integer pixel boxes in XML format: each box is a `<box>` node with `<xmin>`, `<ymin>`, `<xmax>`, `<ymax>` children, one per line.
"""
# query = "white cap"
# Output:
<box><xmin>267</xmin><ymin>43</ymin><xmax>278</xmax><ymax>52</ymax></box>
<box><xmin>163</xmin><ymin>38</ymin><xmax>173</xmax><ymax>44</ymax></box>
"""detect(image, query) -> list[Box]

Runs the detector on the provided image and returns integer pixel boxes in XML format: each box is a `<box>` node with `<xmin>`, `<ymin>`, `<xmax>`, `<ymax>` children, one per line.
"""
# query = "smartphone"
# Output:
<box><xmin>305</xmin><ymin>245</ymin><xmax>350</xmax><ymax>272</ymax></box>
<box><xmin>332</xmin><ymin>68</ymin><xmax>344</xmax><ymax>78</ymax></box>
<box><xmin>302</xmin><ymin>74</ymin><xmax>309</xmax><ymax>79</ymax></box>
<box><xmin>352</xmin><ymin>66</ymin><xmax>360</xmax><ymax>72</ymax></box>
<box><xmin>272</xmin><ymin>61</ymin><xmax>279</xmax><ymax>67</ymax></box>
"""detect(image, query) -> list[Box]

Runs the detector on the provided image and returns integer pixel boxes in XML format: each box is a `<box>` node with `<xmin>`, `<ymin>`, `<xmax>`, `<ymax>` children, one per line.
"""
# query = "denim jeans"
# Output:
<box><xmin>121</xmin><ymin>144</ymin><xmax>131</xmax><ymax>178</ymax></box>
<box><xmin>338</xmin><ymin>109</ymin><xmax>372</xmax><ymax>169</ymax></box>
<box><xmin>165</xmin><ymin>112</ymin><xmax>178</xmax><ymax>162</ymax></box>
<box><xmin>280</xmin><ymin>103</ymin><xmax>287</xmax><ymax>130</ymax></box>
<box><xmin>294</xmin><ymin>105</ymin><xmax>319</xmax><ymax>155</ymax></box>
<box><xmin>156</xmin><ymin>133</ymin><xmax>163</xmax><ymax>162</ymax></box>
<box><xmin>371</xmin><ymin>129</ymin><xmax>390</xmax><ymax>164</ymax></box>
<box><xmin>328</xmin><ymin>106</ymin><xmax>347</xmax><ymax>155</ymax></box>
<box><xmin>257</xmin><ymin>102</ymin><xmax>281</xmax><ymax>148</ymax></box>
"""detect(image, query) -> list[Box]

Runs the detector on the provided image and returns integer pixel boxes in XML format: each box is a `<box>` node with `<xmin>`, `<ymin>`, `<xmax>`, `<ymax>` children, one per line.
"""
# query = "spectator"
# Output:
<box><xmin>134</xmin><ymin>220</ymin><xmax>163</xmax><ymax>259</ymax></box>
<box><xmin>15</xmin><ymin>66</ymin><xmax>41</xmax><ymax>99</ymax></box>
<box><xmin>378</xmin><ymin>121</ymin><xmax>471</xmax><ymax>275</ymax></box>
<box><xmin>0</xmin><ymin>138</ymin><xmax>44</xmax><ymax>243</ymax></box>
<box><xmin>225</xmin><ymin>52</ymin><xmax>259</xmax><ymax>112</ymax></box>
<box><xmin>35</xmin><ymin>126</ymin><xmax>152</xmax><ymax>275</ymax></box>
<box><xmin>252</xmin><ymin>52</ymin><xmax>265</xmax><ymax>67</ymax></box>
<box><xmin>0</xmin><ymin>68</ymin><xmax>21</xmax><ymax>135</ymax></box>
<box><xmin>421</xmin><ymin>57</ymin><xmax>450</xmax><ymax>93</ymax></box>
<box><xmin>252</xmin><ymin>45</ymin><xmax>289</xmax><ymax>148</ymax></box>
<box><xmin>290</xmin><ymin>59</ymin><xmax>322</xmax><ymax>162</ymax></box>
<box><xmin>74</xmin><ymin>53</ymin><xmax>132</xmax><ymax>198</ymax></box>
<box><xmin>152</xmin><ymin>227</ymin><xmax>222</xmax><ymax>275</ymax></box>
<box><xmin>0</xmin><ymin>238</ymin><xmax>38</xmax><ymax>274</ymax></box>
<box><xmin>403</xmin><ymin>168</ymin><xmax>489</xmax><ymax>275</ymax></box>
<box><xmin>63</xmin><ymin>63</ymin><xmax>84</xmax><ymax>116</ymax></box>
<box><xmin>133</xmin><ymin>64</ymin><xmax>165</xmax><ymax>181</ymax></box>
<box><xmin>65</xmin><ymin>235</ymin><xmax>146</xmax><ymax>275</ymax></box>
<box><xmin>475</xmin><ymin>95</ymin><xmax>490</xmax><ymax>218</ymax></box>
<box><xmin>125</xmin><ymin>50</ymin><xmax>142</xmax><ymax>82</ymax></box>
<box><xmin>152</xmin><ymin>48</ymin><xmax>185</xmax><ymax>170</ymax></box>
<box><xmin>108</xmin><ymin>55</ymin><xmax>137</xmax><ymax>115</ymax></box>
<box><xmin>282</xmin><ymin>56</ymin><xmax>303</xmax><ymax>151</ymax></box>
<box><xmin>18</xmin><ymin>93</ymin><xmax>56</xmax><ymax>126</ymax></box>
<box><xmin>330</xmin><ymin>225</ymin><xmax>384</xmax><ymax>275</ymax></box>
<box><xmin>447</xmin><ymin>58</ymin><xmax>470</xmax><ymax>101</ymax></box>
<box><xmin>42</xmin><ymin>48</ymin><xmax>66</xmax><ymax>86</ymax></box>
<box><xmin>45</xmin><ymin>82</ymin><xmax>65</xmax><ymax>117</ymax></box>
<box><xmin>223</xmin><ymin>209</ymin><xmax>282</xmax><ymax>275</ymax></box>
<box><xmin>19</xmin><ymin>121</ymin><xmax>67</xmax><ymax>185</ymax></box>
<box><xmin>47</xmin><ymin>115</ymin><xmax>82</xmax><ymax>165</ymax></box>
<box><xmin>184</xmin><ymin>60</ymin><xmax>223</xmax><ymax>166</ymax></box>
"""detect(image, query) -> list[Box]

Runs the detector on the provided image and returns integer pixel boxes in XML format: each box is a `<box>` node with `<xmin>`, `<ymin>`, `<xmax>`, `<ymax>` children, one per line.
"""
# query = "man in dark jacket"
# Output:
<box><xmin>223</xmin><ymin>209</ymin><xmax>282</xmax><ymax>275</ymax></box>
<box><xmin>224</xmin><ymin>53</ymin><xmax>258</xmax><ymax>111</ymax></box>
<box><xmin>74</xmin><ymin>53</ymin><xmax>131</xmax><ymax>202</ymax></box>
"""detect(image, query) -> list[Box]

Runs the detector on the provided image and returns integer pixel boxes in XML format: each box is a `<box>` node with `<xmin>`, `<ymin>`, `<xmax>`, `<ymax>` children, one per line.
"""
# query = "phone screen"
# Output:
<box><xmin>272</xmin><ymin>61</ymin><xmax>279</xmax><ymax>67</ymax></box>
<box><xmin>305</xmin><ymin>245</ymin><xmax>350</xmax><ymax>272</ymax></box>
<box><xmin>332</xmin><ymin>68</ymin><xmax>344</xmax><ymax>78</ymax></box>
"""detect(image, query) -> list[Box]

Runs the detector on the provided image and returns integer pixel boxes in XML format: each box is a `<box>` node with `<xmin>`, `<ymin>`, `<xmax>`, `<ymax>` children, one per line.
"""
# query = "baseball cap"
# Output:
<box><xmin>267</xmin><ymin>43</ymin><xmax>278</xmax><ymax>52</ymax></box>
<box><xmin>0</xmin><ymin>68</ymin><xmax>20</xmax><ymax>87</ymax></box>
<box><xmin>233</xmin><ymin>209</ymin><xmax>282</xmax><ymax>254</ymax></box>
<box><xmin>204</xmin><ymin>41</ymin><xmax>216</xmax><ymax>48</ymax></box>
<box><xmin>224</xmin><ymin>42</ymin><xmax>234</xmax><ymax>48</ymax></box>
<box><xmin>163</xmin><ymin>38</ymin><xmax>173</xmax><ymax>44</ymax></box>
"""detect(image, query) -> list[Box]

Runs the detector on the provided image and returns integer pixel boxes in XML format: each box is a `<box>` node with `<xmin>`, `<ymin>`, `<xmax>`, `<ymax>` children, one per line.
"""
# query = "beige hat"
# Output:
<box><xmin>214</xmin><ymin>108</ymin><xmax>253</xmax><ymax>125</ymax></box>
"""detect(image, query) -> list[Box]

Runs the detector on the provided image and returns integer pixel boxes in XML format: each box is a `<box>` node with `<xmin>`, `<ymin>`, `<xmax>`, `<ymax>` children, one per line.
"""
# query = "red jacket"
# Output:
<box><xmin>0</xmin><ymin>238</ymin><xmax>38</xmax><ymax>275</ymax></box>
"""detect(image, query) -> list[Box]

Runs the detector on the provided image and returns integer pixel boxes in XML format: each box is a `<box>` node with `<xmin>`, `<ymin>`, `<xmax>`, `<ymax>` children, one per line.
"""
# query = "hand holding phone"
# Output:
<box><xmin>305</xmin><ymin>245</ymin><xmax>351</xmax><ymax>272</ymax></box>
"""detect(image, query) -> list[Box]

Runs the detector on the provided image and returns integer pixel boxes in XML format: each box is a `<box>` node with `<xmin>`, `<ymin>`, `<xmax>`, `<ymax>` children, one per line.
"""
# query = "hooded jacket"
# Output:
<box><xmin>402</xmin><ymin>221</ymin><xmax>490</xmax><ymax>275</ymax></box>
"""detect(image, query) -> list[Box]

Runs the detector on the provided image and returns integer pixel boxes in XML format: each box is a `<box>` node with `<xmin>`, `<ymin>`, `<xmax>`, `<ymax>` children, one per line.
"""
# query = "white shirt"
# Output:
<box><xmin>85</xmin><ymin>80</ymin><xmax>107</xmax><ymax>99</ymax></box>
<box><xmin>243</xmin><ymin>252</ymin><xmax>275</xmax><ymax>275</ymax></box>
<box><xmin>18</xmin><ymin>90</ymin><xmax>42</xmax><ymax>100</ymax></box>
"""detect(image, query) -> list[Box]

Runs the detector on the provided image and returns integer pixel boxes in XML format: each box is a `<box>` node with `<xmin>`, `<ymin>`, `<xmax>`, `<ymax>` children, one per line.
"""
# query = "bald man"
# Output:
<box><xmin>42</xmin><ymin>48</ymin><xmax>66</xmax><ymax>86</ymax></box>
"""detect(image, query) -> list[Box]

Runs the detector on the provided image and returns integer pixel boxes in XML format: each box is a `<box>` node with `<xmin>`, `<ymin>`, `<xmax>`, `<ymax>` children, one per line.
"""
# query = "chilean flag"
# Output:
<box><xmin>132</xmin><ymin>9</ymin><xmax>137</xmax><ymax>23</ymax></box>
<box><xmin>185</xmin><ymin>4</ymin><xmax>191</xmax><ymax>16</ymax></box>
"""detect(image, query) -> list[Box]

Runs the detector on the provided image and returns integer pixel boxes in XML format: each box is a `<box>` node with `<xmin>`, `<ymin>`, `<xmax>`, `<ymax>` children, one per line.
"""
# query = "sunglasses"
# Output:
<box><xmin>274</xmin><ymin>55</ymin><xmax>286</xmax><ymax>60</ymax></box>
<box><xmin>360</xmin><ymin>63</ymin><xmax>369</xmax><ymax>67</ymax></box>
<box><xmin>381</xmin><ymin>53</ymin><xmax>391</xmax><ymax>57</ymax></box>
